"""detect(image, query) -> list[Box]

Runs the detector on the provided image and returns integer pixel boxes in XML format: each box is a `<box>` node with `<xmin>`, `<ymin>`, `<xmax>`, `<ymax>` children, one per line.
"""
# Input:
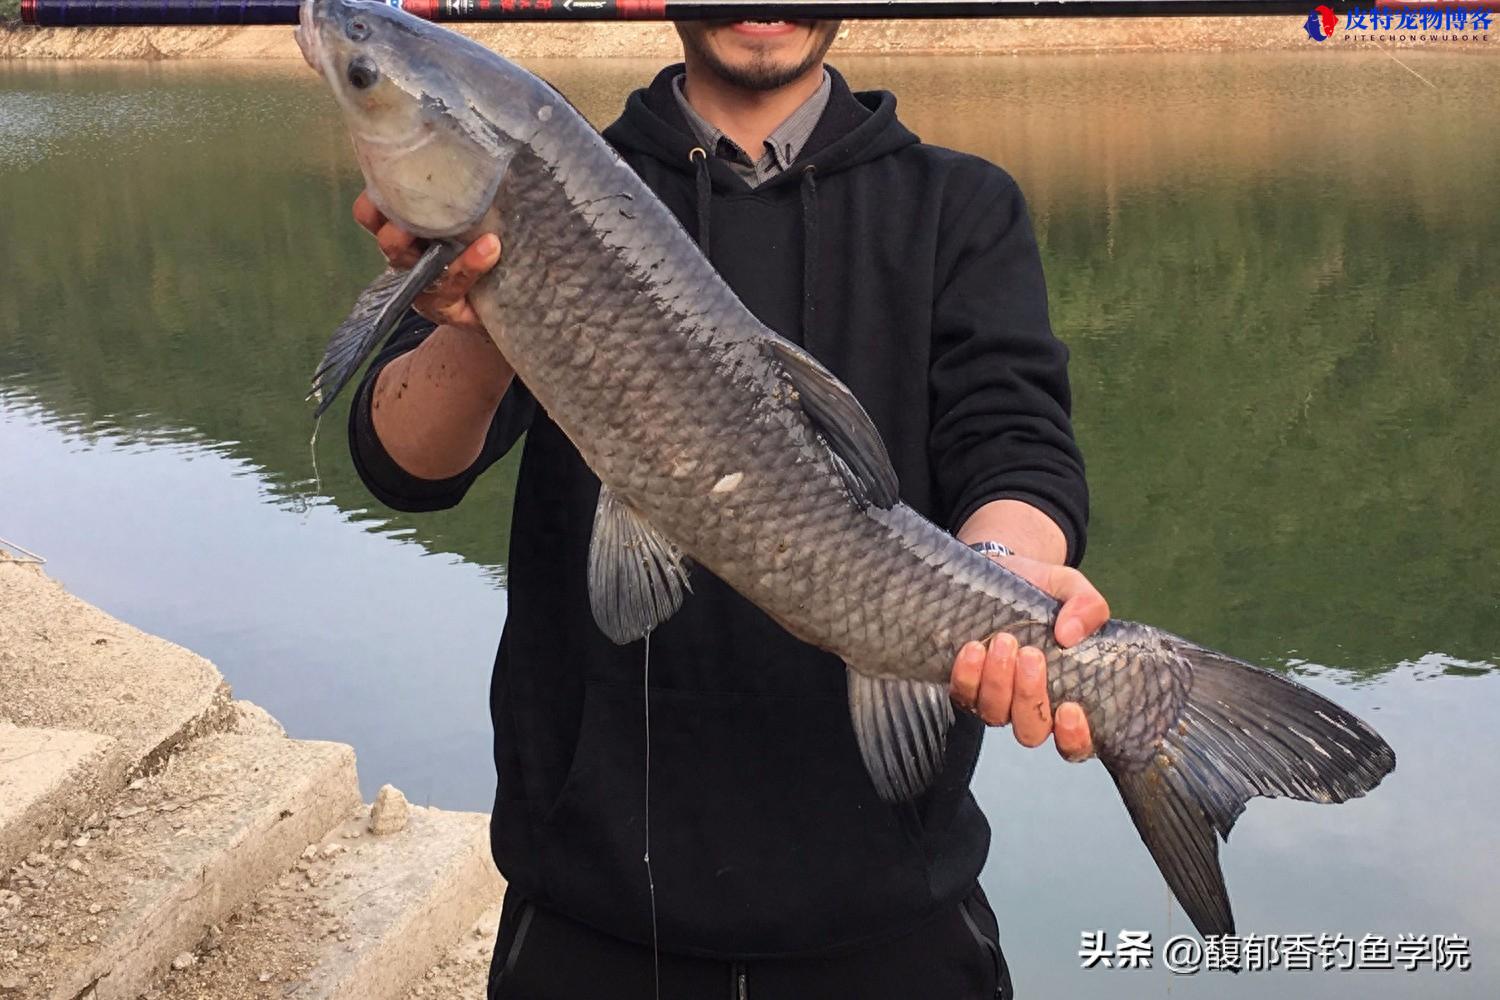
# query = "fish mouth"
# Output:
<box><xmin>295</xmin><ymin>0</ymin><xmax>322</xmax><ymax>73</ymax></box>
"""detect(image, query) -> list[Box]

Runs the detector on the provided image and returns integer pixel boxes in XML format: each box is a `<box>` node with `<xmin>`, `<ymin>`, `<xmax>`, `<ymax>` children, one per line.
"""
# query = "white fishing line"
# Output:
<box><xmin>1376</xmin><ymin>40</ymin><xmax>1439</xmax><ymax>90</ymax></box>
<box><xmin>308</xmin><ymin>417</ymin><xmax>324</xmax><ymax>495</ymax></box>
<box><xmin>0</xmin><ymin>536</ymin><xmax>46</xmax><ymax>564</ymax></box>
<box><xmin>643</xmin><ymin>629</ymin><xmax>661</xmax><ymax>1000</ymax></box>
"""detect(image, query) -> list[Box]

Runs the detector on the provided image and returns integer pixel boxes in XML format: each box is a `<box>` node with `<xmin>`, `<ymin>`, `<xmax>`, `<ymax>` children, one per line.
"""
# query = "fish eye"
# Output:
<box><xmin>346</xmin><ymin>19</ymin><xmax>370</xmax><ymax>42</ymax></box>
<box><xmin>347</xmin><ymin>58</ymin><xmax>379</xmax><ymax>91</ymax></box>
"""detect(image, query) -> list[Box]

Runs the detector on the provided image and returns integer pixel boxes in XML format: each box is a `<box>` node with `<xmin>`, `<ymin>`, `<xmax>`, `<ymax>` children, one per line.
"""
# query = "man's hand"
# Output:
<box><xmin>353</xmin><ymin>190</ymin><xmax>500</xmax><ymax>338</ymax></box>
<box><xmin>353</xmin><ymin>190</ymin><xmax>516</xmax><ymax>481</ymax></box>
<box><xmin>949</xmin><ymin>554</ymin><xmax>1110</xmax><ymax>762</ymax></box>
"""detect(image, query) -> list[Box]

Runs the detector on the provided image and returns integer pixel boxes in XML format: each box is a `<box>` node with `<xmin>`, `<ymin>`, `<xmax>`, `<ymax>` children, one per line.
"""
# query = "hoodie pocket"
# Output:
<box><xmin>538</xmin><ymin>680</ymin><xmax>936</xmax><ymax>956</ymax></box>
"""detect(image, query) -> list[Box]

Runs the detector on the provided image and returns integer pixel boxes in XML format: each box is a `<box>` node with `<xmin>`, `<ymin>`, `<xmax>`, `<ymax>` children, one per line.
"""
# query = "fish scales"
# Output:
<box><xmin>472</xmin><ymin>139</ymin><xmax>1140</xmax><ymax>720</ymax></box>
<box><xmin>300</xmin><ymin>0</ymin><xmax>1394</xmax><ymax>939</ymax></box>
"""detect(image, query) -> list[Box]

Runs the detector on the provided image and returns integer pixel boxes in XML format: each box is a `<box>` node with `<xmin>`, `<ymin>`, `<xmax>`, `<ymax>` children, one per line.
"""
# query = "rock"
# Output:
<box><xmin>300</xmin><ymin>845</ymin><xmax>320</xmax><ymax>861</ymax></box>
<box><xmin>367</xmin><ymin>786</ymin><xmax>409</xmax><ymax>836</ymax></box>
<box><xmin>0</xmin><ymin>972</ymin><xmax>27</xmax><ymax>993</ymax></box>
<box><xmin>87</xmin><ymin>903</ymin><xmax>102</xmax><ymax>915</ymax></box>
<box><xmin>258</xmin><ymin>972</ymin><xmax>274</xmax><ymax>983</ymax></box>
<box><xmin>231</xmin><ymin>701</ymin><xmax>287</xmax><ymax>738</ymax></box>
<box><xmin>170</xmin><ymin>952</ymin><xmax>195</xmax><ymax>971</ymax></box>
<box><xmin>320</xmin><ymin>843</ymin><xmax>346</xmax><ymax>859</ymax></box>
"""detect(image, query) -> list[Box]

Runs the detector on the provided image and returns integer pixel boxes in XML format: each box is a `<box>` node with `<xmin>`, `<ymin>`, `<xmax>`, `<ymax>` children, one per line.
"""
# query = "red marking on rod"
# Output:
<box><xmin>618</xmin><ymin>0</ymin><xmax>668</xmax><ymax>19</ymax></box>
<box><xmin>20</xmin><ymin>0</ymin><xmax>38</xmax><ymax>26</ymax></box>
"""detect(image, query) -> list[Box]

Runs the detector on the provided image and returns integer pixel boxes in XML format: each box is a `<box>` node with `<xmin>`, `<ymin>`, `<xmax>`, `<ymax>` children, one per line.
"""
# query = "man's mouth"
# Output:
<box><xmin>727</xmin><ymin>20</ymin><xmax>807</xmax><ymax>37</ymax></box>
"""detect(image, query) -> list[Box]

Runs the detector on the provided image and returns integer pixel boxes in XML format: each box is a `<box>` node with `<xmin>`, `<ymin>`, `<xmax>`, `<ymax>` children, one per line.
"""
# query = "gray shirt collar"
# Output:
<box><xmin>672</xmin><ymin>70</ymin><xmax>831</xmax><ymax>186</ymax></box>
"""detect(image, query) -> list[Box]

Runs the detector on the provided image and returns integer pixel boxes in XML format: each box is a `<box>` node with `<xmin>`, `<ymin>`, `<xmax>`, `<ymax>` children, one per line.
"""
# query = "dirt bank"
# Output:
<box><xmin>4</xmin><ymin>17</ymin><xmax>1493</xmax><ymax>60</ymax></box>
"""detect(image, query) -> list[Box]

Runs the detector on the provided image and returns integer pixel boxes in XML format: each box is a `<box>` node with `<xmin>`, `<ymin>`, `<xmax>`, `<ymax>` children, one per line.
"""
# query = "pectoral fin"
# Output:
<box><xmin>847</xmin><ymin>668</ymin><xmax>955</xmax><ymax>802</ymax></box>
<box><xmin>767</xmin><ymin>340</ymin><xmax>899</xmax><ymax>510</ymax></box>
<box><xmin>587</xmin><ymin>485</ymin><xmax>693</xmax><ymax>644</ymax></box>
<box><xmin>308</xmin><ymin>240</ymin><xmax>462</xmax><ymax>417</ymax></box>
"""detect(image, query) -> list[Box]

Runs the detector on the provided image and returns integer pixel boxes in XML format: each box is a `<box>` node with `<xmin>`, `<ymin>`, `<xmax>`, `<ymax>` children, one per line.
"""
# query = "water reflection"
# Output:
<box><xmin>5</xmin><ymin>53</ymin><xmax>1493</xmax><ymax>667</ymax></box>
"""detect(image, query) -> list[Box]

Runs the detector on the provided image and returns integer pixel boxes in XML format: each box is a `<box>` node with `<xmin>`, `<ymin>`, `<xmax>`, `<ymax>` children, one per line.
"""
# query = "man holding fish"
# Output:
<box><xmin>351</xmin><ymin>10</ymin><xmax>1101</xmax><ymax>999</ymax></box>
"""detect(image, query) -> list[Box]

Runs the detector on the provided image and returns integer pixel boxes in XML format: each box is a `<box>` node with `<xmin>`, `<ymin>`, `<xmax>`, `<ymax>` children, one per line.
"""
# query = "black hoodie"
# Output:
<box><xmin>349</xmin><ymin>65</ymin><xmax>1088</xmax><ymax>959</ymax></box>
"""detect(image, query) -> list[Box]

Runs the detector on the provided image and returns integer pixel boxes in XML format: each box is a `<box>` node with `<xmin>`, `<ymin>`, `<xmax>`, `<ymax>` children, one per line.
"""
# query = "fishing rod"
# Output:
<box><xmin>20</xmin><ymin>0</ymin><xmax>1380</xmax><ymax>29</ymax></box>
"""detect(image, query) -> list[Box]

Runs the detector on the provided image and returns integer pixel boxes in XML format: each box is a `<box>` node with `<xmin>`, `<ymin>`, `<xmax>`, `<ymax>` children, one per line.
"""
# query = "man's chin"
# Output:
<box><xmin>683</xmin><ymin>20</ymin><xmax>840</xmax><ymax>93</ymax></box>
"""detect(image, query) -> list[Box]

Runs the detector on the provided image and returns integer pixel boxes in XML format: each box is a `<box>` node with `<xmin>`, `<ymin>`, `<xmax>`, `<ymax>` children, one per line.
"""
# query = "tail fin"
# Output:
<box><xmin>1106</xmin><ymin>638</ymin><xmax>1395</xmax><ymax>937</ymax></box>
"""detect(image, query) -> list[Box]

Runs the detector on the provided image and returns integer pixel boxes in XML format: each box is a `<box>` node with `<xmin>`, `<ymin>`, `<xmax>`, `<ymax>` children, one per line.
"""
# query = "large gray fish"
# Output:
<box><xmin>298</xmin><ymin>0</ymin><xmax>1394</xmax><ymax>936</ymax></box>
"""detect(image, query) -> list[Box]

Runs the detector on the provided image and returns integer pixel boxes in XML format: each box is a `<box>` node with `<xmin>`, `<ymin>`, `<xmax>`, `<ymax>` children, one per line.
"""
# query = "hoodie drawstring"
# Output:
<box><xmin>686</xmin><ymin>149</ymin><xmax>821</xmax><ymax>344</ymax></box>
<box><xmin>689</xmin><ymin>146</ymin><xmax>711</xmax><ymax>253</ymax></box>
<box><xmin>799</xmin><ymin>164</ymin><xmax>819</xmax><ymax>343</ymax></box>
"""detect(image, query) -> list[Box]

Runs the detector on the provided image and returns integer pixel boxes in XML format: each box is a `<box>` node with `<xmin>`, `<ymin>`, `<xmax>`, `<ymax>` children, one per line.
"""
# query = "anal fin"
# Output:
<box><xmin>847</xmin><ymin>668</ymin><xmax>955</xmax><ymax>802</ymax></box>
<box><xmin>587</xmin><ymin>484</ymin><xmax>693</xmax><ymax>644</ymax></box>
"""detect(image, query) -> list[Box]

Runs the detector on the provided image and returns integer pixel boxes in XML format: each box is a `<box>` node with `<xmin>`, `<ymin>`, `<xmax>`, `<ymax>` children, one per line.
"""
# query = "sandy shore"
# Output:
<box><xmin>4</xmin><ymin>17</ymin><xmax>1495</xmax><ymax>60</ymax></box>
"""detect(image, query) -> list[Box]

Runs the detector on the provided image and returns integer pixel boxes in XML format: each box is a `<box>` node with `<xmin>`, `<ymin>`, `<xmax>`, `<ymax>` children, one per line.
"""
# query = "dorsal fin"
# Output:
<box><xmin>766</xmin><ymin>340</ymin><xmax>900</xmax><ymax>509</ymax></box>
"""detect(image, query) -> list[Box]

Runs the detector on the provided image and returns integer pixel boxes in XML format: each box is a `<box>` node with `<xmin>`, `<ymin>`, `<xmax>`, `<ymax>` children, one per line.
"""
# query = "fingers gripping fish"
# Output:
<box><xmin>298</xmin><ymin>0</ymin><xmax>1395</xmax><ymax>938</ymax></box>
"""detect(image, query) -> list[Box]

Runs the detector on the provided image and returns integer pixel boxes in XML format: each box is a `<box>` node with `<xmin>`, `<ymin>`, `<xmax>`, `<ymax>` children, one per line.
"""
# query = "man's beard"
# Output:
<box><xmin>678</xmin><ymin>21</ymin><xmax>841</xmax><ymax>92</ymax></box>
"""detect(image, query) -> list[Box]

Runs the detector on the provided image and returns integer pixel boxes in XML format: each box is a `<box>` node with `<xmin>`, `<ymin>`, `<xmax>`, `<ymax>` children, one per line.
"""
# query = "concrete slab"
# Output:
<box><xmin>0</xmin><ymin>734</ymin><xmax>359</xmax><ymax>1000</ymax></box>
<box><xmin>0</xmin><ymin>563</ymin><xmax>235</xmax><ymax>870</ymax></box>
<box><xmin>404</xmin><ymin>900</ymin><xmax>503</xmax><ymax>1000</ymax></box>
<box><xmin>153</xmin><ymin>804</ymin><xmax>504</xmax><ymax>1000</ymax></box>
<box><xmin>0</xmin><ymin>725</ymin><xmax>115</xmax><ymax>882</ymax></box>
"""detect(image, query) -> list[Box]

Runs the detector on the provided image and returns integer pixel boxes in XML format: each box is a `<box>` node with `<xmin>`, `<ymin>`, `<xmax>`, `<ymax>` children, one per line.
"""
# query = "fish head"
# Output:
<box><xmin>297</xmin><ymin>0</ymin><xmax>537</xmax><ymax>240</ymax></box>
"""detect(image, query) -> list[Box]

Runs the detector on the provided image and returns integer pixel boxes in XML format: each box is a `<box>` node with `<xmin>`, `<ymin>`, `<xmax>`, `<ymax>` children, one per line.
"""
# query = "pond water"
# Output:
<box><xmin>2</xmin><ymin>51</ymin><xmax>1497</xmax><ymax>997</ymax></box>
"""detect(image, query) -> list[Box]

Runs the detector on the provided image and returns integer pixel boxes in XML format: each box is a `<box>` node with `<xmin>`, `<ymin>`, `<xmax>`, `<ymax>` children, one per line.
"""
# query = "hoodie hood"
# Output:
<box><xmin>601</xmin><ymin>64</ymin><xmax>921</xmax><ymax>347</ymax></box>
<box><xmin>603</xmin><ymin>64</ymin><xmax>919</xmax><ymax>193</ymax></box>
